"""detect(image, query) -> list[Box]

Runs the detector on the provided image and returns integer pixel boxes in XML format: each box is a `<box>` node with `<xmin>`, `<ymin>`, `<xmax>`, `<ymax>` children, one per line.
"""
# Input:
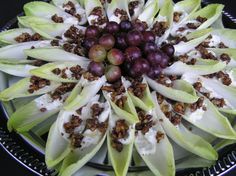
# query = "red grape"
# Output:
<box><xmin>147</xmin><ymin>50</ymin><xmax>163</xmax><ymax>66</ymax></box>
<box><xmin>126</xmin><ymin>30</ymin><xmax>143</xmax><ymax>46</ymax></box>
<box><xmin>99</xmin><ymin>34</ymin><xmax>115</xmax><ymax>50</ymax></box>
<box><xmin>132</xmin><ymin>21</ymin><xmax>147</xmax><ymax>32</ymax></box>
<box><xmin>143</xmin><ymin>42</ymin><xmax>157</xmax><ymax>55</ymax></box>
<box><xmin>161</xmin><ymin>44</ymin><xmax>175</xmax><ymax>57</ymax></box>
<box><xmin>85</xmin><ymin>26</ymin><xmax>100</xmax><ymax>38</ymax></box>
<box><xmin>105</xmin><ymin>21</ymin><xmax>120</xmax><ymax>34</ymax></box>
<box><xmin>143</xmin><ymin>31</ymin><xmax>155</xmax><ymax>42</ymax></box>
<box><xmin>116</xmin><ymin>33</ymin><xmax>128</xmax><ymax>49</ymax></box>
<box><xmin>131</xmin><ymin>58</ymin><xmax>150</xmax><ymax>77</ymax></box>
<box><xmin>120</xmin><ymin>20</ymin><xmax>133</xmax><ymax>32</ymax></box>
<box><xmin>160</xmin><ymin>53</ymin><xmax>170</xmax><ymax>68</ymax></box>
<box><xmin>82</xmin><ymin>37</ymin><xmax>98</xmax><ymax>50</ymax></box>
<box><xmin>88</xmin><ymin>61</ymin><xmax>105</xmax><ymax>77</ymax></box>
<box><xmin>147</xmin><ymin>66</ymin><xmax>162</xmax><ymax>78</ymax></box>
<box><xmin>107</xmin><ymin>48</ymin><xmax>125</xmax><ymax>65</ymax></box>
<box><xmin>89</xmin><ymin>44</ymin><xmax>107</xmax><ymax>62</ymax></box>
<box><xmin>125</xmin><ymin>46</ymin><xmax>142</xmax><ymax>63</ymax></box>
<box><xmin>105</xmin><ymin>65</ymin><xmax>121</xmax><ymax>83</ymax></box>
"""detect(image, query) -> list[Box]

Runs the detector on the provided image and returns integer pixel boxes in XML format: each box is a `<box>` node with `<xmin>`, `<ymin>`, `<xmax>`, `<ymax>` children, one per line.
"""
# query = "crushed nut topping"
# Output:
<box><xmin>219</xmin><ymin>42</ymin><xmax>228</xmax><ymax>48</ymax></box>
<box><xmin>127</xmin><ymin>78</ymin><xmax>147</xmax><ymax>99</ymax></box>
<box><xmin>135</xmin><ymin>109</ymin><xmax>155</xmax><ymax>135</ymax></box>
<box><xmin>210</xmin><ymin>97</ymin><xmax>226</xmax><ymax>108</ymax></box>
<box><xmin>128</xmin><ymin>1</ymin><xmax>139</xmax><ymax>16</ymax></box>
<box><xmin>50</xmin><ymin>39</ymin><xmax>60</xmax><ymax>46</ymax></box>
<box><xmin>71</xmin><ymin>133</ymin><xmax>84</xmax><ymax>148</ymax></box>
<box><xmin>15</xmin><ymin>32</ymin><xmax>42</xmax><ymax>43</ymax></box>
<box><xmin>50</xmin><ymin>83</ymin><xmax>76</xmax><ymax>100</ymax></box>
<box><xmin>196</xmin><ymin>16</ymin><xmax>207</xmax><ymax>23</ymax></box>
<box><xmin>111</xmin><ymin>119</ymin><xmax>129</xmax><ymax>152</ymax></box>
<box><xmin>90</xmin><ymin>7</ymin><xmax>107</xmax><ymax>26</ymax></box>
<box><xmin>173</xmin><ymin>12</ymin><xmax>182</xmax><ymax>23</ymax></box>
<box><xmin>101</xmin><ymin>81</ymin><xmax>126</xmax><ymax>103</ymax></box>
<box><xmin>51</xmin><ymin>14</ymin><xmax>64</xmax><ymax>23</ymax></box>
<box><xmin>52</xmin><ymin>65</ymin><xmax>84</xmax><ymax>80</ymax></box>
<box><xmin>156</xmin><ymin>131</ymin><xmax>165</xmax><ymax>143</ymax></box>
<box><xmin>151</xmin><ymin>21</ymin><xmax>168</xmax><ymax>37</ymax></box>
<box><xmin>204</xmin><ymin>71</ymin><xmax>232</xmax><ymax>86</ymax></box>
<box><xmin>195</xmin><ymin>45</ymin><xmax>217</xmax><ymax>60</ymax></box>
<box><xmin>155</xmin><ymin>74</ymin><xmax>174</xmax><ymax>87</ymax></box>
<box><xmin>114</xmin><ymin>8</ymin><xmax>129</xmax><ymax>21</ymax></box>
<box><xmin>173</xmin><ymin>102</ymin><xmax>186</xmax><ymax>114</ymax></box>
<box><xmin>91</xmin><ymin>103</ymin><xmax>104</xmax><ymax>117</ymax></box>
<box><xmin>190</xmin><ymin>97</ymin><xmax>206</xmax><ymax>112</ymax></box>
<box><xmin>220</xmin><ymin>53</ymin><xmax>231</xmax><ymax>63</ymax></box>
<box><xmin>83</xmin><ymin>71</ymin><xmax>100</xmax><ymax>81</ymax></box>
<box><xmin>64</xmin><ymin>115</ymin><xmax>82</xmax><ymax>134</ymax></box>
<box><xmin>28</xmin><ymin>76</ymin><xmax>51</xmax><ymax>94</ymax></box>
<box><xmin>64</xmin><ymin>26</ymin><xmax>84</xmax><ymax>43</ymax></box>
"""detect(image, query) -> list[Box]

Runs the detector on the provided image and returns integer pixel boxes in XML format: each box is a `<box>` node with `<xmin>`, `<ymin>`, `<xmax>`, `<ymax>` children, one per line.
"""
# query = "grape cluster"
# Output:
<box><xmin>84</xmin><ymin>20</ymin><xmax>175</xmax><ymax>82</ymax></box>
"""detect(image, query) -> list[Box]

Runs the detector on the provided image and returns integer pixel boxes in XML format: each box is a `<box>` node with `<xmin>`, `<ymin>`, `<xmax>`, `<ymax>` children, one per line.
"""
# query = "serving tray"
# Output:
<box><xmin>0</xmin><ymin>0</ymin><xmax>236</xmax><ymax>175</ymax></box>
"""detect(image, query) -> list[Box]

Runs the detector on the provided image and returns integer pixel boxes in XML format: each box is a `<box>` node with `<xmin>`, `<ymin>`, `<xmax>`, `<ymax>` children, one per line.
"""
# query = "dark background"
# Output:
<box><xmin>0</xmin><ymin>0</ymin><xmax>236</xmax><ymax>176</ymax></box>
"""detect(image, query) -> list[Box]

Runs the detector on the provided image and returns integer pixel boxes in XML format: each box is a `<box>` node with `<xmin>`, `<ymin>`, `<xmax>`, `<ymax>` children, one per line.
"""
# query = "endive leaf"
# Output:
<box><xmin>30</xmin><ymin>23</ymin><xmax>79</xmax><ymax>40</ymax></box>
<box><xmin>64</xmin><ymin>76</ymin><xmax>106</xmax><ymax>110</ymax></box>
<box><xmin>187</xmin><ymin>4</ymin><xmax>224</xmax><ymax>30</ymax></box>
<box><xmin>176</xmin><ymin>155</ymin><xmax>215</xmax><ymax>169</ymax></box>
<box><xmin>59</xmin><ymin>132</ymin><xmax>107</xmax><ymax>176</ymax></box>
<box><xmin>151</xmin><ymin>92</ymin><xmax>218</xmax><ymax>160</ymax></box>
<box><xmin>0</xmin><ymin>77</ymin><xmax>60</xmax><ymax>101</ymax></box>
<box><xmin>179</xmin><ymin>98</ymin><xmax>236</xmax><ymax>139</ymax></box>
<box><xmin>24</xmin><ymin>1</ymin><xmax>78</xmax><ymax>25</ymax></box>
<box><xmin>135</xmin><ymin>116</ymin><xmax>175</xmax><ymax>176</ymax></box>
<box><xmin>107</xmin><ymin>111</ymin><xmax>135</xmax><ymax>176</ymax></box>
<box><xmin>0</xmin><ymin>28</ymin><xmax>34</xmax><ymax>45</ymax></box>
<box><xmin>174</xmin><ymin>0</ymin><xmax>201</xmax><ymax>24</ymax></box>
<box><xmin>106</xmin><ymin>0</ymin><xmax>130</xmax><ymax>23</ymax></box>
<box><xmin>163</xmin><ymin>59</ymin><xmax>226</xmax><ymax>76</ymax></box>
<box><xmin>207</xmin><ymin>48</ymin><xmax>236</xmax><ymax>68</ymax></box>
<box><xmin>7</xmin><ymin>93</ymin><xmax>64</xmax><ymax>132</ymax></box>
<box><xmin>103</xmin><ymin>80</ymin><xmax>139</xmax><ymax>124</ymax></box>
<box><xmin>200</xmin><ymin>76</ymin><xmax>236</xmax><ymax>109</ymax></box>
<box><xmin>174</xmin><ymin>30</ymin><xmax>211</xmax><ymax>55</ymax></box>
<box><xmin>123</xmin><ymin>77</ymin><xmax>154</xmax><ymax>111</ymax></box>
<box><xmin>210</xmin><ymin>29</ymin><xmax>236</xmax><ymax>48</ymax></box>
<box><xmin>214</xmin><ymin>124</ymin><xmax>236</xmax><ymax>151</ymax></box>
<box><xmin>18</xmin><ymin>16</ymin><xmax>52</xmax><ymax>28</ymax></box>
<box><xmin>52</xmin><ymin>0</ymin><xmax>87</xmax><ymax>25</ymax></box>
<box><xmin>84</xmin><ymin>0</ymin><xmax>107</xmax><ymax>27</ymax></box>
<box><xmin>153</xmin><ymin>0</ymin><xmax>173</xmax><ymax>44</ymax></box>
<box><xmin>30</xmin><ymin>62</ymin><xmax>89</xmax><ymax>82</ymax></box>
<box><xmin>129</xmin><ymin>0</ymin><xmax>145</xmax><ymax>20</ymax></box>
<box><xmin>0</xmin><ymin>41</ymin><xmax>50</xmax><ymax>62</ymax></box>
<box><xmin>24</xmin><ymin>47</ymin><xmax>88</xmax><ymax>62</ymax></box>
<box><xmin>45</xmin><ymin>122</ymin><xmax>70</xmax><ymax>168</ymax></box>
<box><xmin>0</xmin><ymin>63</ymin><xmax>37</xmax><ymax>77</ymax></box>
<box><xmin>138</xmin><ymin>0</ymin><xmax>159</xmax><ymax>27</ymax></box>
<box><xmin>145</xmin><ymin>76</ymin><xmax>198</xmax><ymax>103</ymax></box>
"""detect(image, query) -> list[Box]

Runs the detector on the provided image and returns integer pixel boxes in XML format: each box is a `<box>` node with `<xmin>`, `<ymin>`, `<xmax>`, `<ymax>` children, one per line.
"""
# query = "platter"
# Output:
<box><xmin>0</xmin><ymin>0</ymin><xmax>236</xmax><ymax>175</ymax></box>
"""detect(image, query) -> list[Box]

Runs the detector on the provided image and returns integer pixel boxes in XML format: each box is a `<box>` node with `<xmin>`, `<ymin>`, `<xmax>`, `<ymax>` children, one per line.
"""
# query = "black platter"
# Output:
<box><xmin>0</xmin><ymin>0</ymin><xmax>236</xmax><ymax>175</ymax></box>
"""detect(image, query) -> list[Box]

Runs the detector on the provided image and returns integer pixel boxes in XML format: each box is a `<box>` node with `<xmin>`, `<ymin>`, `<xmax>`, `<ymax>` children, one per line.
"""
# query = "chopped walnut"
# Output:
<box><xmin>151</xmin><ymin>21</ymin><xmax>168</xmax><ymax>37</ymax></box>
<box><xmin>173</xmin><ymin>12</ymin><xmax>182</xmax><ymax>23</ymax></box>
<box><xmin>114</xmin><ymin>8</ymin><xmax>129</xmax><ymax>21</ymax></box>
<box><xmin>28</xmin><ymin>76</ymin><xmax>50</xmax><ymax>94</ymax></box>
<box><xmin>128</xmin><ymin>1</ymin><xmax>139</xmax><ymax>16</ymax></box>
<box><xmin>135</xmin><ymin>110</ymin><xmax>154</xmax><ymax>135</ymax></box>
<box><xmin>156</xmin><ymin>131</ymin><xmax>165</xmax><ymax>143</ymax></box>
<box><xmin>15</xmin><ymin>33</ymin><xmax>32</xmax><ymax>43</ymax></box>
<box><xmin>51</xmin><ymin>14</ymin><xmax>64</xmax><ymax>23</ymax></box>
<box><xmin>111</xmin><ymin>119</ymin><xmax>129</xmax><ymax>152</ymax></box>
